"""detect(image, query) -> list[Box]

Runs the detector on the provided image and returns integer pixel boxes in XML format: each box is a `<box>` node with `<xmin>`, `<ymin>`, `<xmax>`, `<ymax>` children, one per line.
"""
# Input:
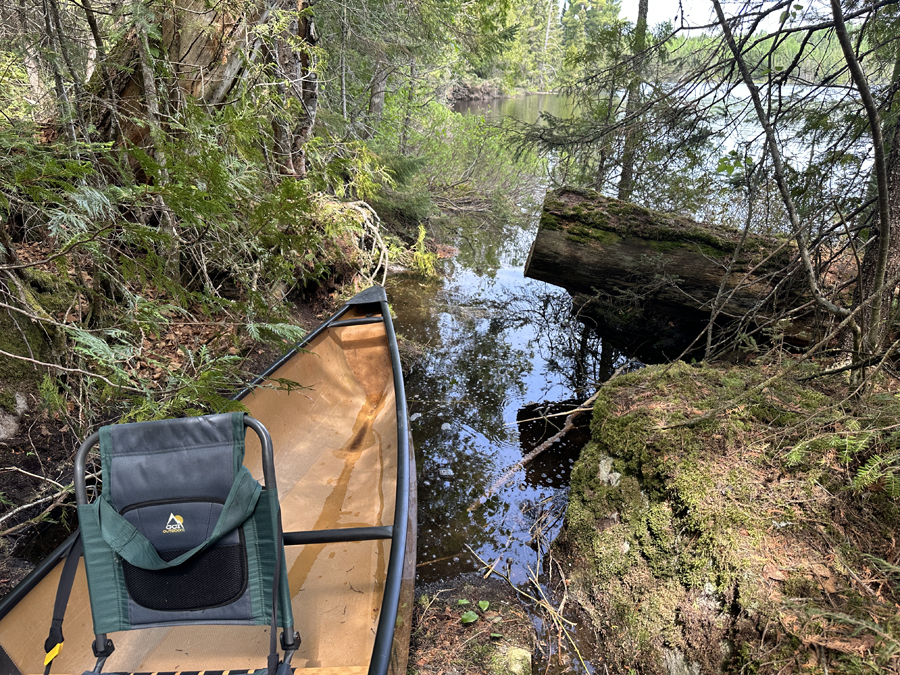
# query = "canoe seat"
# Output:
<box><xmin>44</xmin><ymin>412</ymin><xmax>299</xmax><ymax>675</ymax></box>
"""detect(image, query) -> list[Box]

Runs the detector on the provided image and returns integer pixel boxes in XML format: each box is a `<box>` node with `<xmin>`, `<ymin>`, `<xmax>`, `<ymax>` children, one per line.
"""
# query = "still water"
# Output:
<box><xmin>387</xmin><ymin>267</ymin><xmax>623</xmax><ymax>585</ymax></box>
<box><xmin>385</xmin><ymin>95</ymin><xmax>629</xmax><ymax>670</ymax></box>
<box><xmin>451</xmin><ymin>93</ymin><xmax>576</xmax><ymax>122</ymax></box>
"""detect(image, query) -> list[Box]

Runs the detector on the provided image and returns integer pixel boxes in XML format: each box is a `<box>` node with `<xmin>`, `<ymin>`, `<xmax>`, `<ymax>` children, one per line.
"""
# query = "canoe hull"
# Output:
<box><xmin>0</xmin><ymin>287</ymin><xmax>415</xmax><ymax>675</ymax></box>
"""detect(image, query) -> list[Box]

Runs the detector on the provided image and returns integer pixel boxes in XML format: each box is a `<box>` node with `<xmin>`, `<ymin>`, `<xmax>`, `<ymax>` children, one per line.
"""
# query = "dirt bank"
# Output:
<box><xmin>409</xmin><ymin>576</ymin><xmax>537</xmax><ymax>675</ymax></box>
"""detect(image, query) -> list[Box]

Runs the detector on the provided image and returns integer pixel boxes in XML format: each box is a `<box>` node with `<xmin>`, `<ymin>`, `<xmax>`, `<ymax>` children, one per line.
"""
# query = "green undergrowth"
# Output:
<box><xmin>0</xmin><ymin>108</ymin><xmax>440</xmax><ymax>433</ymax></box>
<box><xmin>369</xmin><ymin>100</ymin><xmax>543</xmax><ymax>233</ymax></box>
<box><xmin>558</xmin><ymin>359</ymin><xmax>900</xmax><ymax>674</ymax></box>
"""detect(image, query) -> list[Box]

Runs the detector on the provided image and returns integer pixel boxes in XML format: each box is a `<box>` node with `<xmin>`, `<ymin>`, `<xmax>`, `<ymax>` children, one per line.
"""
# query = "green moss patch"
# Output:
<box><xmin>557</xmin><ymin>359</ymin><xmax>900</xmax><ymax>674</ymax></box>
<box><xmin>542</xmin><ymin>188</ymin><xmax>792</xmax><ymax>268</ymax></box>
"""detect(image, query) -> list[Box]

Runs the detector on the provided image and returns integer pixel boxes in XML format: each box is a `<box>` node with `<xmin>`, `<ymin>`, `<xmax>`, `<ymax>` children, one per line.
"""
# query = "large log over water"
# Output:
<box><xmin>525</xmin><ymin>189</ymin><xmax>807</xmax><ymax>358</ymax></box>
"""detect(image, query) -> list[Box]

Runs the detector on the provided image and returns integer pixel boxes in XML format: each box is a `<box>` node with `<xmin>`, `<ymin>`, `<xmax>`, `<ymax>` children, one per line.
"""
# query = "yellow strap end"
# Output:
<box><xmin>44</xmin><ymin>642</ymin><xmax>63</xmax><ymax>665</ymax></box>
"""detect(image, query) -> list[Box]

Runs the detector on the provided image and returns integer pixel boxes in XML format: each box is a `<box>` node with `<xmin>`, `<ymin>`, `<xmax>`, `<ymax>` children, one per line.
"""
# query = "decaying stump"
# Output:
<box><xmin>88</xmin><ymin>0</ymin><xmax>318</xmax><ymax>175</ymax></box>
<box><xmin>525</xmin><ymin>189</ymin><xmax>810</xmax><ymax>358</ymax></box>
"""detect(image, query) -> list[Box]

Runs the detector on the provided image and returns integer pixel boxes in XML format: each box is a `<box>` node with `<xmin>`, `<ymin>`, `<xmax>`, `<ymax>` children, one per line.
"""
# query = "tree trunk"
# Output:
<box><xmin>831</xmin><ymin>0</ymin><xmax>892</xmax><ymax>360</ymax></box>
<box><xmin>90</xmin><ymin>0</ymin><xmax>284</xmax><ymax>142</ymax></box>
<box><xmin>291</xmin><ymin>3</ymin><xmax>318</xmax><ymax>178</ymax></box>
<box><xmin>367</xmin><ymin>63</ymin><xmax>389</xmax><ymax>134</ymax></box>
<box><xmin>135</xmin><ymin>3</ymin><xmax>180</xmax><ymax>280</ymax></box>
<box><xmin>40</xmin><ymin>0</ymin><xmax>78</xmax><ymax>146</ymax></box>
<box><xmin>835</xmin><ymin>13</ymin><xmax>900</xmax><ymax>367</ymax></box>
<box><xmin>339</xmin><ymin>5</ymin><xmax>348</xmax><ymax>119</ymax></box>
<box><xmin>525</xmin><ymin>189</ymin><xmax>810</xmax><ymax>357</ymax></box>
<box><xmin>617</xmin><ymin>0</ymin><xmax>648</xmax><ymax>201</ymax></box>
<box><xmin>16</xmin><ymin>0</ymin><xmax>48</xmax><ymax>120</ymax></box>
<box><xmin>856</xmin><ymin>113</ymin><xmax>900</xmax><ymax>352</ymax></box>
<box><xmin>82</xmin><ymin>0</ymin><xmax>319</xmax><ymax>179</ymax></box>
<box><xmin>540</xmin><ymin>0</ymin><xmax>555</xmax><ymax>90</ymax></box>
<box><xmin>399</xmin><ymin>58</ymin><xmax>416</xmax><ymax>154</ymax></box>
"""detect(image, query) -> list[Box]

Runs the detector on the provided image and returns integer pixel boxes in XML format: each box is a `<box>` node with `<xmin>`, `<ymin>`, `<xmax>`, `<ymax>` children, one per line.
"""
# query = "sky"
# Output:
<box><xmin>618</xmin><ymin>0</ymin><xmax>715</xmax><ymax>26</ymax></box>
<box><xmin>617</xmin><ymin>0</ymin><xmax>823</xmax><ymax>31</ymax></box>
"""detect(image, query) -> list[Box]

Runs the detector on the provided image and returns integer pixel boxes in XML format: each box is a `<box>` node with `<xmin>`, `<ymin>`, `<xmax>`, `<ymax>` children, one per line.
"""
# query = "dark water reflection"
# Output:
<box><xmin>387</xmin><ymin>265</ymin><xmax>626</xmax><ymax>586</ymax></box>
<box><xmin>452</xmin><ymin>93</ymin><xmax>576</xmax><ymax>123</ymax></box>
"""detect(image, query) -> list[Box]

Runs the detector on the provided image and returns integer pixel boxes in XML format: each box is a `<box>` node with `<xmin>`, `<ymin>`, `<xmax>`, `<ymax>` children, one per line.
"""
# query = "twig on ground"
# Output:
<box><xmin>0</xmin><ymin>348</ymin><xmax>143</xmax><ymax>393</ymax></box>
<box><xmin>1</xmin><ymin>467</ymin><xmax>66</xmax><ymax>490</ymax></box>
<box><xmin>465</xmin><ymin>543</ymin><xmax>588</xmax><ymax>672</ymax></box>
<box><xmin>0</xmin><ymin>485</ymin><xmax>74</xmax><ymax>537</ymax></box>
<box><xmin>0</xmin><ymin>489</ymin><xmax>70</xmax><ymax>527</ymax></box>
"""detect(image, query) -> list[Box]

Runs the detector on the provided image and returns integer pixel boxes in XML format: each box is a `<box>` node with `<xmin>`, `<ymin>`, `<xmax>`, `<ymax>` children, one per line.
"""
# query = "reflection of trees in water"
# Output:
<box><xmin>517</xmin><ymin>400</ymin><xmax>591</xmax><ymax>489</ymax></box>
<box><xmin>388</xmin><ymin>276</ymin><xmax>534</xmax><ymax>578</ymax></box>
<box><xmin>431</xmin><ymin>207</ymin><xmax>541</xmax><ymax>275</ymax></box>
<box><xmin>415</xmin><ymin>430</ymin><xmax>504</xmax><ymax>578</ymax></box>
<box><xmin>387</xmin><ymin>275</ymin><xmax>637</xmax><ymax>581</ymax></box>
<box><xmin>500</xmin><ymin>284</ymin><xmax>632</xmax><ymax>398</ymax></box>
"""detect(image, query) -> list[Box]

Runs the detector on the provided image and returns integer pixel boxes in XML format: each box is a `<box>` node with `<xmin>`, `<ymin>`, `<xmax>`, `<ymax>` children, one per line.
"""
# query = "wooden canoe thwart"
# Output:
<box><xmin>0</xmin><ymin>286</ymin><xmax>416</xmax><ymax>675</ymax></box>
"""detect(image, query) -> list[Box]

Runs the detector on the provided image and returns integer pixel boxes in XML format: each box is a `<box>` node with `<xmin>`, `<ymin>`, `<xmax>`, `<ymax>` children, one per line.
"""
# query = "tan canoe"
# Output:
<box><xmin>0</xmin><ymin>286</ymin><xmax>416</xmax><ymax>675</ymax></box>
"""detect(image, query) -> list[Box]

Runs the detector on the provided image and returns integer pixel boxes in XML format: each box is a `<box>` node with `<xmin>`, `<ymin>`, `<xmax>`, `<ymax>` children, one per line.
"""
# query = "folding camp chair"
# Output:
<box><xmin>43</xmin><ymin>412</ymin><xmax>298</xmax><ymax>675</ymax></box>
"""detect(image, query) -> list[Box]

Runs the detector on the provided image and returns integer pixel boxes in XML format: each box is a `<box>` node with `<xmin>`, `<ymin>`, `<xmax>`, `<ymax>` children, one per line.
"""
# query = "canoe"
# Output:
<box><xmin>0</xmin><ymin>285</ymin><xmax>416</xmax><ymax>675</ymax></box>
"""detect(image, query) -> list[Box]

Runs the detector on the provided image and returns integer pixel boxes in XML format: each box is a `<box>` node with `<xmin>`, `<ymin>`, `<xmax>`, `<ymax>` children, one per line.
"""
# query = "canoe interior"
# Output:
<box><xmin>0</xmin><ymin>303</ymin><xmax>413</xmax><ymax>675</ymax></box>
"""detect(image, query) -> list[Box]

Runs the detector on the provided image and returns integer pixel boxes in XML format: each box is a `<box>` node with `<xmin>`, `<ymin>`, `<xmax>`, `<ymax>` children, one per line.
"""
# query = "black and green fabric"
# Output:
<box><xmin>76</xmin><ymin>412</ymin><xmax>292</xmax><ymax>634</ymax></box>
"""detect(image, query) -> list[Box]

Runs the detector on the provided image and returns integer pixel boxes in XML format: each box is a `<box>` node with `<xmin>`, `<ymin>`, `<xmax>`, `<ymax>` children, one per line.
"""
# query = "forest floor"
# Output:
<box><xmin>408</xmin><ymin>576</ymin><xmax>537</xmax><ymax>675</ymax></box>
<box><xmin>0</xmin><ymin>238</ymin><xmax>339</xmax><ymax>595</ymax></box>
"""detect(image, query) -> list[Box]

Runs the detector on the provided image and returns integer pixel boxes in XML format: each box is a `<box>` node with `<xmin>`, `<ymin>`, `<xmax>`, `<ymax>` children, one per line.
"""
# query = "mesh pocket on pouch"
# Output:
<box><xmin>122</xmin><ymin>538</ymin><xmax>248</xmax><ymax>611</ymax></box>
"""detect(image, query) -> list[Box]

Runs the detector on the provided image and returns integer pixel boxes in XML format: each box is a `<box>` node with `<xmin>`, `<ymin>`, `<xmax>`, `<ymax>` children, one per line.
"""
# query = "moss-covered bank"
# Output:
<box><xmin>557</xmin><ymin>360</ymin><xmax>900</xmax><ymax>674</ymax></box>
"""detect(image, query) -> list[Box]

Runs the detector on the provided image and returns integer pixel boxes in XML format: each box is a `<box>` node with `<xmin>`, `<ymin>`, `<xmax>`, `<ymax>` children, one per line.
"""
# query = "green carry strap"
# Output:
<box><xmin>85</xmin><ymin>466</ymin><xmax>261</xmax><ymax>571</ymax></box>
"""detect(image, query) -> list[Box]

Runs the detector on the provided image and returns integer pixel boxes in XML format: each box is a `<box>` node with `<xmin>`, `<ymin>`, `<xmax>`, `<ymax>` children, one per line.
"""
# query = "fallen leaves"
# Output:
<box><xmin>781</xmin><ymin>612</ymin><xmax>877</xmax><ymax>656</ymax></box>
<box><xmin>764</xmin><ymin>563</ymin><xmax>787</xmax><ymax>581</ymax></box>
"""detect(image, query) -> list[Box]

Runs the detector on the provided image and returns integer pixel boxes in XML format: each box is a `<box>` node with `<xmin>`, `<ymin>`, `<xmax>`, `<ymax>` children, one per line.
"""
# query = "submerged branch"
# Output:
<box><xmin>469</xmin><ymin>370</ymin><xmax>630</xmax><ymax>511</ymax></box>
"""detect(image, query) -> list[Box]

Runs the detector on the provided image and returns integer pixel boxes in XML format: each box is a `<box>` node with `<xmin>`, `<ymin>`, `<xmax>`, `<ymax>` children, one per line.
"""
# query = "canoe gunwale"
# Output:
<box><xmin>0</xmin><ymin>286</ymin><xmax>415</xmax><ymax>675</ymax></box>
<box><xmin>366</xmin><ymin>291</ymin><xmax>410</xmax><ymax>675</ymax></box>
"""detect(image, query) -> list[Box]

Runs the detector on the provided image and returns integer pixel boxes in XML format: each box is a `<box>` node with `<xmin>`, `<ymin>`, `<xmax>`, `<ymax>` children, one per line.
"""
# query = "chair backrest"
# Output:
<box><xmin>75</xmin><ymin>412</ymin><xmax>293</xmax><ymax>635</ymax></box>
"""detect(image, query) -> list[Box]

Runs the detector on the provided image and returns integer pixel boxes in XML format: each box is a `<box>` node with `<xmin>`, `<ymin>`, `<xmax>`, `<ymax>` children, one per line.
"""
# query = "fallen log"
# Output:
<box><xmin>524</xmin><ymin>188</ymin><xmax>811</xmax><ymax>358</ymax></box>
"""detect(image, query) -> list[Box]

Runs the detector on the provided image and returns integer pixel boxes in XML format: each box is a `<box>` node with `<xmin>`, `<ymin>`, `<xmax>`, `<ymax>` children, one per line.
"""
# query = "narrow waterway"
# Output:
<box><xmin>385</xmin><ymin>94</ymin><xmax>631</xmax><ymax>671</ymax></box>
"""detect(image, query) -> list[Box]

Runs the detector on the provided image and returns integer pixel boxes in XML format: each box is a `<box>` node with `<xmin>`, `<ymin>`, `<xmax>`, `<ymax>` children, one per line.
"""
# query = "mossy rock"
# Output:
<box><xmin>0</xmin><ymin>303</ymin><xmax>56</xmax><ymax>386</ymax></box>
<box><xmin>22</xmin><ymin>268</ymin><xmax>78</xmax><ymax>315</ymax></box>
<box><xmin>0</xmin><ymin>271</ymin><xmax>68</xmax><ymax>399</ymax></box>
<box><xmin>557</xmin><ymin>358</ymin><xmax>900</xmax><ymax>673</ymax></box>
<box><xmin>0</xmin><ymin>388</ymin><xmax>18</xmax><ymax>414</ymax></box>
<box><xmin>490</xmin><ymin>646</ymin><xmax>531</xmax><ymax>675</ymax></box>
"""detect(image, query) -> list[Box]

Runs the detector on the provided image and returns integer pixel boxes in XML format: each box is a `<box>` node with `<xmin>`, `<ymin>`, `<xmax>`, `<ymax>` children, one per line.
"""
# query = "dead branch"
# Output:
<box><xmin>0</xmin><ymin>347</ymin><xmax>143</xmax><ymax>393</ymax></box>
<box><xmin>0</xmin><ymin>488</ymin><xmax>70</xmax><ymax>529</ymax></box>
<box><xmin>0</xmin><ymin>467</ymin><xmax>66</xmax><ymax>490</ymax></box>
<box><xmin>469</xmin><ymin>378</ymin><xmax>618</xmax><ymax>511</ymax></box>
